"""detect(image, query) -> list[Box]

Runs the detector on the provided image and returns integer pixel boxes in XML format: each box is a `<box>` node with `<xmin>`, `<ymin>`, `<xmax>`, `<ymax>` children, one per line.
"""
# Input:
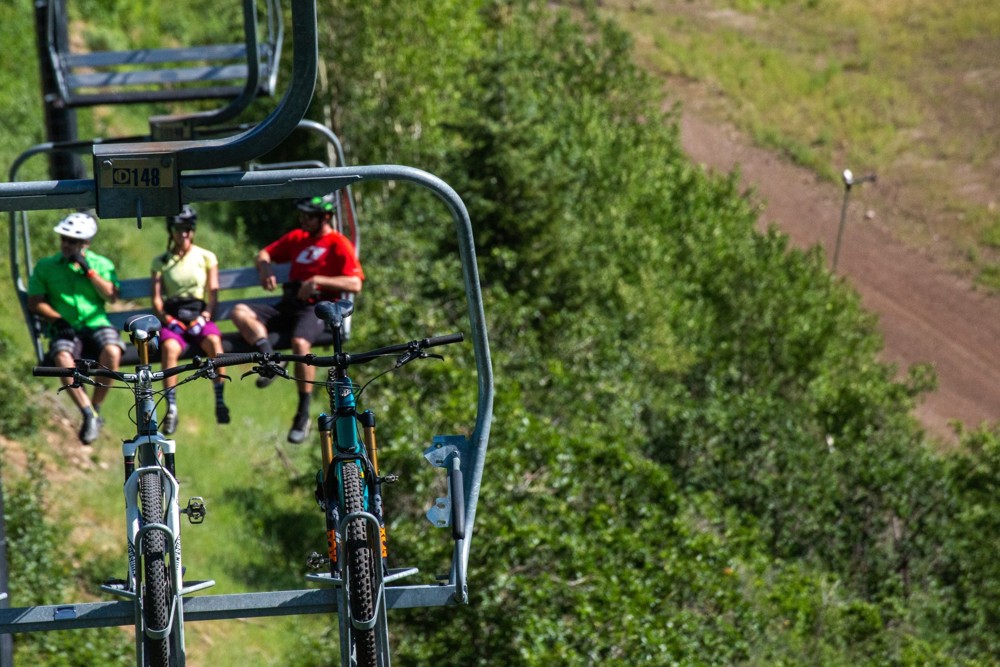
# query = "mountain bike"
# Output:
<box><xmin>33</xmin><ymin>314</ymin><xmax>222</xmax><ymax>667</ymax></box>
<box><xmin>212</xmin><ymin>299</ymin><xmax>465</xmax><ymax>667</ymax></box>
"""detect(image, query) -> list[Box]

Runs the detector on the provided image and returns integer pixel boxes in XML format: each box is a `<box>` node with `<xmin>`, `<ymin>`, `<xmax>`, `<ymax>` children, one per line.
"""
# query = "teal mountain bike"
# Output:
<box><xmin>213</xmin><ymin>299</ymin><xmax>465</xmax><ymax>667</ymax></box>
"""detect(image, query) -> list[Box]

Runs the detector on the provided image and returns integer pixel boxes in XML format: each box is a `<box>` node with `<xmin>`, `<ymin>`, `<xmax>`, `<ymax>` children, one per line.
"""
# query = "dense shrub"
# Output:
<box><xmin>0</xmin><ymin>0</ymin><xmax>998</xmax><ymax>664</ymax></box>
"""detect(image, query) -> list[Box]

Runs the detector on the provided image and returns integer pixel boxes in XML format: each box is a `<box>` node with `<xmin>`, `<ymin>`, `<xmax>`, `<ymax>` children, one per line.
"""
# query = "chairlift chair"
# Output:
<box><xmin>42</xmin><ymin>0</ymin><xmax>282</xmax><ymax>121</ymax></box>
<box><xmin>8</xmin><ymin>121</ymin><xmax>361</xmax><ymax>363</ymax></box>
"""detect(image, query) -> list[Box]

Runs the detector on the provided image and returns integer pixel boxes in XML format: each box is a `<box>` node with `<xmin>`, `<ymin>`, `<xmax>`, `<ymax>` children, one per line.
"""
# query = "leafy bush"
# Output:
<box><xmin>0</xmin><ymin>334</ymin><xmax>43</xmax><ymax>438</ymax></box>
<box><xmin>2</xmin><ymin>455</ymin><xmax>130</xmax><ymax>666</ymax></box>
<box><xmin>0</xmin><ymin>0</ymin><xmax>998</xmax><ymax>664</ymax></box>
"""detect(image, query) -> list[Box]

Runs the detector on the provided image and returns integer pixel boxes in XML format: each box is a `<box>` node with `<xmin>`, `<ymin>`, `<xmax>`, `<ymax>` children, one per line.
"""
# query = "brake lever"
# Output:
<box><xmin>56</xmin><ymin>372</ymin><xmax>98</xmax><ymax>392</ymax></box>
<box><xmin>201</xmin><ymin>367</ymin><xmax>232</xmax><ymax>382</ymax></box>
<box><xmin>241</xmin><ymin>362</ymin><xmax>290</xmax><ymax>381</ymax></box>
<box><xmin>184</xmin><ymin>358</ymin><xmax>231</xmax><ymax>383</ymax></box>
<box><xmin>394</xmin><ymin>350</ymin><xmax>443</xmax><ymax>368</ymax></box>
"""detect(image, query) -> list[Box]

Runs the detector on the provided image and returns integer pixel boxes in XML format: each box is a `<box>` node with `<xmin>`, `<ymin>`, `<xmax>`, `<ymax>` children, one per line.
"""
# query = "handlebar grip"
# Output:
<box><xmin>33</xmin><ymin>366</ymin><xmax>75</xmax><ymax>377</ymax></box>
<box><xmin>212</xmin><ymin>353</ymin><xmax>260</xmax><ymax>367</ymax></box>
<box><xmin>422</xmin><ymin>333</ymin><xmax>464</xmax><ymax>349</ymax></box>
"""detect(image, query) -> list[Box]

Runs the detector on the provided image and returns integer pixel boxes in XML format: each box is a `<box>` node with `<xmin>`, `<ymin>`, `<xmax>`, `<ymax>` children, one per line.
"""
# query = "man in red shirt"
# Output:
<box><xmin>231</xmin><ymin>195</ymin><xmax>364</xmax><ymax>443</ymax></box>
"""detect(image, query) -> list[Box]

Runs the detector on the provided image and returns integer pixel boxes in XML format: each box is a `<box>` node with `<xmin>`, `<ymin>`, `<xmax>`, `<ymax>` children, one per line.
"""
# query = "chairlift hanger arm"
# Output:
<box><xmin>148</xmin><ymin>0</ymin><xmax>274</xmax><ymax>133</ymax></box>
<box><xmin>92</xmin><ymin>0</ymin><xmax>315</xmax><ymax>174</ymax></box>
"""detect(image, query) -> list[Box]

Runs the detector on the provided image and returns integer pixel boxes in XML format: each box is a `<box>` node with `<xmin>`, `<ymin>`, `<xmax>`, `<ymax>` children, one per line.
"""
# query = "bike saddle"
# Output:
<box><xmin>314</xmin><ymin>299</ymin><xmax>354</xmax><ymax>328</ymax></box>
<box><xmin>124</xmin><ymin>313</ymin><xmax>162</xmax><ymax>340</ymax></box>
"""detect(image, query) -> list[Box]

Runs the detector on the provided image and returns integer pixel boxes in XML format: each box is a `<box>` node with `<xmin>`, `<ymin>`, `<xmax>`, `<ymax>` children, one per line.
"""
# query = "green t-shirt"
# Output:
<box><xmin>28</xmin><ymin>250</ymin><xmax>120</xmax><ymax>330</ymax></box>
<box><xmin>150</xmin><ymin>245</ymin><xmax>218</xmax><ymax>300</ymax></box>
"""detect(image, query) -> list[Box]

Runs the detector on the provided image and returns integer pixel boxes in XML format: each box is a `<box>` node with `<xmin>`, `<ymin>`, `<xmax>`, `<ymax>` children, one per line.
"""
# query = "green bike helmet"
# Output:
<box><xmin>295</xmin><ymin>194</ymin><xmax>335</xmax><ymax>215</ymax></box>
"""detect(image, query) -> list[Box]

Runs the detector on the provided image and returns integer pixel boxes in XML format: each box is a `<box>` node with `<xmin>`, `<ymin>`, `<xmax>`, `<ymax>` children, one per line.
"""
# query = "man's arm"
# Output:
<box><xmin>256</xmin><ymin>248</ymin><xmax>278</xmax><ymax>291</ymax></box>
<box><xmin>88</xmin><ymin>270</ymin><xmax>119</xmax><ymax>303</ymax></box>
<box><xmin>73</xmin><ymin>251</ymin><xmax>118</xmax><ymax>303</ymax></box>
<box><xmin>28</xmin><ymin>294</ymin><xmax>62</xmax><ymax>322</ymax></box>
<box><xmin>301</xmin><ymin>274</ymin><xmax>363</xmax><ymax>299</ymax></box>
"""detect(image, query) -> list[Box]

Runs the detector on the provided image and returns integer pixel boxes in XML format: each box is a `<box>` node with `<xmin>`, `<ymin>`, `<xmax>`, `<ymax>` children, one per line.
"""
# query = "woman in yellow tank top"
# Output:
<box><xmin>150</xmin><ymin>205</ymin><xmax>230</xmax><ymax>434</ymax></box>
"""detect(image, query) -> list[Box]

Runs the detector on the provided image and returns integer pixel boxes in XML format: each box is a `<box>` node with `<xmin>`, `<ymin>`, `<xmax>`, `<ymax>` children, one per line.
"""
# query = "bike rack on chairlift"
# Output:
<box><xmin>0</xmin><ymin>0</ymin><xmax>492</xmax><ymax>653</ymax></box>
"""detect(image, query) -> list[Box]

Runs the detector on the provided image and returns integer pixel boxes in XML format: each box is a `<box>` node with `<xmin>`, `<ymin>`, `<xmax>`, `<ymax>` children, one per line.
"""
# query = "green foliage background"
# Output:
<box><xmin>1</xmin><ymin>0</ymin><xmax>999</xmax><ymax>665</ymax></box>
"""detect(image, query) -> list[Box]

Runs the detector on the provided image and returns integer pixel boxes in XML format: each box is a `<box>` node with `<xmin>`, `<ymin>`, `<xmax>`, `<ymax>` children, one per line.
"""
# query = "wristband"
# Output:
<box><xmin>85</xmin><ymin>269</ymin><xmax>96</xmax><ymax>278</ymax></box>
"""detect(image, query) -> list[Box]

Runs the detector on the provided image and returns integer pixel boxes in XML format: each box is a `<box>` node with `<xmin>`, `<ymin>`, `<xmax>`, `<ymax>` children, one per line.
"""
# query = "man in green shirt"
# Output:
<box><xmin>28</xmin><ymin>212</ymin><xmax>124</xmax><ymax>444</ymax></box>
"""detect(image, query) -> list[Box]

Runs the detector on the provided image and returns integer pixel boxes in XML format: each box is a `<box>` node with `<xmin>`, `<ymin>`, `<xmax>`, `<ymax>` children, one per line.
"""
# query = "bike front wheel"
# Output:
<box><xmin>140</xmin><ymin>470</ymin><xmax>171</xmax><ymax>667</ymax></box>
<box><xmin>342</xmin><ymin>463</ymin><xmax>379</xmax><ymax>667</ymax></box>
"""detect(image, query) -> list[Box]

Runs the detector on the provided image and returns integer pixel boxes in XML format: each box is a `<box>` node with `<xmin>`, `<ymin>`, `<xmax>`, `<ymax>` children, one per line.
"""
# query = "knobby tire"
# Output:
<box><xmin>343</xmin><ymin>463</ymin><xmax>379</xmax><ymax>667</ymax></box>
<box><xmin>140</xmin><ymin>471</ymin><xmax>171</xmax><ymax>667</ymax></box>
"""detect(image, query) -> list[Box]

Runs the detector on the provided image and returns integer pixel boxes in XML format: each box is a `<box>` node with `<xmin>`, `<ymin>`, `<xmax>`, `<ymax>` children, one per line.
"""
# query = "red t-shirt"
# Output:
<box><xmin>264</xmin><ymin>229</ymin><xmax>364</xmax><ymax>291</ymax></box>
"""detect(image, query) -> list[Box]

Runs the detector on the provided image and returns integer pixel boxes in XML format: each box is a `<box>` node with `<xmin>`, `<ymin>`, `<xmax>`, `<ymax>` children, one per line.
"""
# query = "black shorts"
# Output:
<box><xmin>50</xmin><ymin>326</ymin><xmax>126</xmax><ymax>359</ymax></box>
<box><xmin>247</xmin><ymin>298</ymin><xmax>325</xmax><ymax>345</ymax></box>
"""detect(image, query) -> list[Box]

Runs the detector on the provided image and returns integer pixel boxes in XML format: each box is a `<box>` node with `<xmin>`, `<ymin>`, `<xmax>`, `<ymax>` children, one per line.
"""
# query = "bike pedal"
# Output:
<box><xmin>102</xmin><ymin>577</ymin><xmax>128</xmax><ymax>591</ymax></box>
<box><xmin>182</xmin><ymin>497</ymin><xmax>207</xmax><ymax>524</ymax></box>
<box><xmin>381</xmin><ymin>473</ymin><xmax>400</xmax><ymax>484</ymax></box>
<box><xmin>305</xmin><ymin>551</ymin><xmax>329</xmax><ymax>571</ymax></box>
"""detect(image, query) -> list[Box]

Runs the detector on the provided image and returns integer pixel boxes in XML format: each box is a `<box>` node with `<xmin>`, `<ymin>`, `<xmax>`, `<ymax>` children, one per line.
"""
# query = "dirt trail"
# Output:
<box><xmin>678</xmin><ymin>111</ymin><xmax>1000</xmax><ymax>442</ymax></box>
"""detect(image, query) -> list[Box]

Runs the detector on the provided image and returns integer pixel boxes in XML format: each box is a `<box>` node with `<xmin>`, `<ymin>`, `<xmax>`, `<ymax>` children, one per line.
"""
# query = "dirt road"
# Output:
<box><xmin>678</xmin><ymin>111</ymin><xmax>1000</xmax><ymax>442</ymax></box>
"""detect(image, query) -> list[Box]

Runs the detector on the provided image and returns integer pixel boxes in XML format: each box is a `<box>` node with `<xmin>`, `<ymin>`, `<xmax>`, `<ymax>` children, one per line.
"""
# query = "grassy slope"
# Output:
<box><xmin>597</xmin><ymin>0</ymin><xmax>1000</xmax><ymax>289</ymax></box>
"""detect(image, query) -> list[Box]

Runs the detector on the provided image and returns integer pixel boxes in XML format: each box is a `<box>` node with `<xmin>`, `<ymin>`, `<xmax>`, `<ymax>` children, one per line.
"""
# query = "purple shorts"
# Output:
<box><xmin>160</xmin><ymin>320</ymin><xmax>222</xmax><ymax>351</ymax></box>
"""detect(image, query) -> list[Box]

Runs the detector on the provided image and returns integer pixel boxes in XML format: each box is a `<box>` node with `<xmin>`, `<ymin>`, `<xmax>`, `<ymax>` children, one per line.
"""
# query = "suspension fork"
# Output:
<box><xmin>319</xmin><ymin>414</ymin><xmax>341</xmax><ymax>574</ymax></box>
<box><xmin>360</xmin><ymin>410</ymin><xmax>389</xmax><ymax>563</ymax></box>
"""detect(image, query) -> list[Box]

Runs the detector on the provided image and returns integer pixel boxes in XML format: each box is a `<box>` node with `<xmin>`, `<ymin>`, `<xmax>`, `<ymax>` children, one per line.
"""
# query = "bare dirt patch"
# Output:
<box><xmin>674</xmin><ymin>92</ymin><xmax>1000</xmax><ymax>443</ymax></box>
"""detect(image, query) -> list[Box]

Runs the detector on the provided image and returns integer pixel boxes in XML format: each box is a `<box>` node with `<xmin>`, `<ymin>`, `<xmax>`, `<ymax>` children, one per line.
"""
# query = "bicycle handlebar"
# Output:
<box><xmin>32</xmin><ymin>358</ymin><xmax>207</xmax><ymax>382</ymax></box>
<box><xmin>213</xmin><ymin>332</ymin><xmax>465</xmax><ymax>370</ymax></box>
<box><xmin>33</xmin><ymin>333</ymin><xmax>464</xmax><ymax>383</ymax></box>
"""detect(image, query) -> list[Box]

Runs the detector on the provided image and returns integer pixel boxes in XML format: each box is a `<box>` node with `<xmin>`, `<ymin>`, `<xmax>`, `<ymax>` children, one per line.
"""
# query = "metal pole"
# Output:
<box><xmin>832</xmin><ymin>179</ymin><xmax>852</xmax><ymax>272</ymax></box>
<box><xmin>832</xmin><ymin>169</ymin><xmax>876</xmax><ymax>272</ymax></box>
<box><xmin>33</xmin><ymin>0</ymin><xmax>84</xmax><ymax>180</ymax></box>
<box><xmin>0</xmin><ymin>480</ymin><xmax>12</xmax><ymax>667</ymax></box>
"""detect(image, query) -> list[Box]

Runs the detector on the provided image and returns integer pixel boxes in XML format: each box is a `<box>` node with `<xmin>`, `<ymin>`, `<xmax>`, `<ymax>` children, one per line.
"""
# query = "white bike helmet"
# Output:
<box><xmin>53</xmin><ymin>212</ymin><xmax>98</xmax><ymax>240</ymax></box>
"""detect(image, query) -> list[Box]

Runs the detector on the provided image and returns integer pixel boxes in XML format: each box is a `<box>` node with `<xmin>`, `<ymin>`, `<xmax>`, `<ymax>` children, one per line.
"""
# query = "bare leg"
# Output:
<box><xmin>200</xmin><ymin>334</ymin><xmax>229</xmax><ymax>389</ymax></box>
<box><xmin>291</xmin><ymin>336</ymin><xmax>314</xmax><ymax>393</ymax></box>
<box><xmin>201</xmin><ymin>334</ymin><xmax>231</xmax><ymax>423</ymax></box>
<box><xmin>92</xmin><ymin>343</ymin><xmax>122</xmax><ymax>409</ymax></box>
<box><xmin>231</xmin><ymin>304</ymin><xmax>268</xmax><ymax>346</ymax></box>
<box><xmin>54</xmin><ymin>349</ymin><xmax>91</xmax><ymax>411</ymax></box>
<box><xmin>161</xmin><ymin>339</ymin><xmax>183</xmax><ymax>390</ymax></box>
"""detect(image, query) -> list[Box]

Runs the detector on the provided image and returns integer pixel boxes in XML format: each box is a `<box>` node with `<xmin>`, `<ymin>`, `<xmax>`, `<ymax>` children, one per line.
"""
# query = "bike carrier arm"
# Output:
<box><xmin>4</xmin><ymin>167</ymin><xmax>492</xmax><ymax>605</ymax></box>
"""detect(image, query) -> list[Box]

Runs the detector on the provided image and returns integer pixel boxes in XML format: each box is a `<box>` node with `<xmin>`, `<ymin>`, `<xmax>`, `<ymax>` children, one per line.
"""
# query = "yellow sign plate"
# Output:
<box><xmin>99</xmin><ymin>158</ymin><xmax>175</xmax><ymax>189</ymax></box>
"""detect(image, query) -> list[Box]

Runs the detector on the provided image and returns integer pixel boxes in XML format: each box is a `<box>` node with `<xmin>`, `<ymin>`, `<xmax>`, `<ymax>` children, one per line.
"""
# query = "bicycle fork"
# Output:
<box><xmin>310</xmin><ymin>409</ymin><xmax>392</xmax><ymax>667</ymax></box>
<box><xmin>319</xmin><ymin>411</ymin><xmax>389</xmax><ymax>575</ymax></box>
<box><xmin>102</xmin><ymin>438</ymin><xmax>214</xmax><ymax>667</ymax></box>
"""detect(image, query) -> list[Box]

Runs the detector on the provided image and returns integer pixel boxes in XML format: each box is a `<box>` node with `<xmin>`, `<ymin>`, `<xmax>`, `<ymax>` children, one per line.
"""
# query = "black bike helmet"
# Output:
<box><xmin>167</xmin><ymin>204</ymin><xmax>198</xmax><ymax>229</ymax></box>
<box><xmin>295</xmin><ymin>194</ymin><xmax>335</xmax><ymax>215</ymax></box>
